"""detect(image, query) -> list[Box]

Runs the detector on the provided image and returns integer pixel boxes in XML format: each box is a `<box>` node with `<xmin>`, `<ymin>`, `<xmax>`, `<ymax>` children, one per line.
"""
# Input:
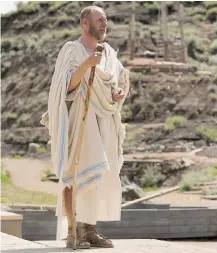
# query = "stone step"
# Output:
<box><xmin>1</xmin><ymin>211</ymin><xmax>23</xmax><ymax>238</ymax></box>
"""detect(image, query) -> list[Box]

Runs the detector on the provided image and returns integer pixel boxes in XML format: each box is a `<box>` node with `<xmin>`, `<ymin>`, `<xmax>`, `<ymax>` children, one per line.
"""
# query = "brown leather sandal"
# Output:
<box><xmin>82</xmin><ymin>224</ymin><xmax>114</xmax><ymax>248</ymax></box>
<box><xmin>66</xmin><ymin>233</ymin><xmax>90</xmax><ymax>249</ymax></box>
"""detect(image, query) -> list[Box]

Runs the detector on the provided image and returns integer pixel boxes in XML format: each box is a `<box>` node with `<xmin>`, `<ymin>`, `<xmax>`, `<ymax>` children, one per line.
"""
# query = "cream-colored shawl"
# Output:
<box><xmin>41</xmin><ymin>40</ymin><xmax>130</xmax><ymax>192</ymax></box>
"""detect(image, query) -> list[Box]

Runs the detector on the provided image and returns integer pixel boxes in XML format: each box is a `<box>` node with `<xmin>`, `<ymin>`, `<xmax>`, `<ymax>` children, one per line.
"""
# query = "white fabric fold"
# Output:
<box><xmin>40</xmin><ymin>39</ymin><xmax>130</xmax><ymax>240</ymax></box>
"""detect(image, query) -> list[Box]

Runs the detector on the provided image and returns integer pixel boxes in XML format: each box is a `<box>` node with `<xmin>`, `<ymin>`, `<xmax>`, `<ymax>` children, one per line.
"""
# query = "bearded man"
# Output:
<box><xmin>41</xmin><ymin>5</ymin><xmax>130</xmax><ymax>249</ymax></box>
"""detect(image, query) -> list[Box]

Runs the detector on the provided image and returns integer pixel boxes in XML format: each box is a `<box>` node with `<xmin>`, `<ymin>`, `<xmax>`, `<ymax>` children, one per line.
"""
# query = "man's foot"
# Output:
<box><xmin>82</xmin><ymin>223</ymin><xmax>114</xmax><ymax>248</ymax></box>
<box><xmin>66</xmin><ymin>228</ymin><xmax>90</xmax><ymax>249</ymax></box>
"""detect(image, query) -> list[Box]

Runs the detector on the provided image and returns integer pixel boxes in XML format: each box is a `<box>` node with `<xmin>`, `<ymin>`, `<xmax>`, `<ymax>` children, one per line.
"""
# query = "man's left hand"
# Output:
<box><xmin>112</xmin><ymin>88</ymin><xmax>125</xmax><ymax>102</ymax></box>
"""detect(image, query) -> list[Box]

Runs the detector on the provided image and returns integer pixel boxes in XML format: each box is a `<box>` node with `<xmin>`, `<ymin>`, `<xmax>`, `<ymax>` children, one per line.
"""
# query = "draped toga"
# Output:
<box><xmin>40</xmin><ymin>39</ymin><xmax>130</xmax><ymax>240</ymax></box>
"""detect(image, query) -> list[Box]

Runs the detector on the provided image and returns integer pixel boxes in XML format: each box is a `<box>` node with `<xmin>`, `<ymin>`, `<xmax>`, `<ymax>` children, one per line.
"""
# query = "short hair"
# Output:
<box><xmin>80</xmin><ymin>6</ymin><xmax>104</xmax><ymax>23</ymax></box>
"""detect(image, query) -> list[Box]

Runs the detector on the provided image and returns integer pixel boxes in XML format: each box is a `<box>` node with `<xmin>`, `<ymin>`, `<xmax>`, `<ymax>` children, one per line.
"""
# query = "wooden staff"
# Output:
<box><xmin>71</xmin><ymin>44</ymin><xmax>104</xmax><ymax>250</ymax></box>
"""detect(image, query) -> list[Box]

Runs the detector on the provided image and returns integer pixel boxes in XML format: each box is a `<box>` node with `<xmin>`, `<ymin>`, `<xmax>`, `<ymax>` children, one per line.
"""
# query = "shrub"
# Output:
<box><xmin>208</xmin><ymin>93</ymin><xmax>217</xmax><ymax>102</ymax></box>
<box><xmin>210</xmin><ymin>39</ymin><xmax>217</xmax><ymax>54</ymax></box>
<box><xmin>196</xmin><ymin>126</ymin><xmax>217</xmax><ymax>142</ymax></box>
<box><xmin>54</xmin><ymin>15</ymin><xmax>73</xmax><ymax>27</ymax></box>
<box><xmin>203</xmin><ymin>1</ymin><xmax>217</xmax><ymax>10</ymax></box>
<box><xmin>123</xmin><ymin>126</ymin><xmax>144</xmax><ymax>149</ymax></box>
<box><xmin>187</xmin><ymin>6</ymin><xmax>206</xmax><ymax>16</ymax></box>
<box><xmin>53</xmin><ymin>28</ymin><xmax>80</xmax><ymax>40</ymax></box>
<box><xmin>165</xmin><ymin>116</ymin><xmax>187</xmax><ymax>130</ymax></box>
<box><xmin>143</xmin><ymin>2</ymin><xmax>160</xmax><ymax>15</ymax></box>
<box><xmin>119</xmin><ymin>56</ymin><xmax>129</xmax><ymax>66</ymax></box>
<box><xmin>180</xmin><ymin>183</ymin><xmax>191</xmax><ymax>192</ymax></box>
<box><xmin>48</xmin><ymin>1</ymin><xmax>67</xmax><ymax>13</ymax></box>
<box><xmin>17</xmin><ymin>113</ymin><xmax>31</xmax><ymax>127</ymax></box>
<box><xmin>143</xmin><ymin>1</ymin><xmax>160</xmax><ymax>10</ymax></box>
<box><xmin>206</xmin><ymin>7</ymin><xmax>217</xmax><ymax>22</ymax></box>
<box><xmin>17</xmin><ymin>1</ymin><xmax>40</xmax><ymax>14</ymax></box>
<box><xmin>130</xmin><ymin>72</ymin><xmax>147</xmax><ymax>87</ymax></box>
<box><xmin>191</xmin><ymin>37</ymin><xmax>206</xmax><ymax>54</ymax></box>
<box><xmin>193</xmin><ymin>14</ymin><xmax>206</xmax><ymax>21</ymax></box>
<box><xmin>121</xmin><ymin>104</ymin><xmax>133</xmax><ymax>122</ymax></box>
<box><xmin>209</xmin><ymin>55</ymin><xmax>217</xmax><ymax>65</ymax></box>
<box><xmin>202</xmin><ymin>187</ymin><xmax>217</xmax><ymax>195</ymax></box>
<box><xmin>180</xmin><ymin>168</ymin><xmax>216</xmax><ymax>191</ymax></box>
<box><xmin>5</xmin><ymin>112</ymin><xmax>17</xmax><ymax>120</ymax></box>
<box><xmin>140</xmin><ymin>165</ymin><xmax>166</xmax><ymax>187</ymax></box>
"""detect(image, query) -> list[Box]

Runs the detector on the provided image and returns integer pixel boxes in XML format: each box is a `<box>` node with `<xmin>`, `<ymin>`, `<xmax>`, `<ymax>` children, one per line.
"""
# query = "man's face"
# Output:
<box><xmin>88</xmin><ymin>10</ymin><xmax>107</xmax><ymax>41</ymax></box>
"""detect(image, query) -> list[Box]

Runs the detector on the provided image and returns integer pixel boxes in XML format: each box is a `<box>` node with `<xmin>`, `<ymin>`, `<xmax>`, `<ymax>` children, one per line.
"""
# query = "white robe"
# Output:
<box><xmin>41</xmin><ymin>39</ymin><xmax>130</xmax><ymax>240</ymax></box>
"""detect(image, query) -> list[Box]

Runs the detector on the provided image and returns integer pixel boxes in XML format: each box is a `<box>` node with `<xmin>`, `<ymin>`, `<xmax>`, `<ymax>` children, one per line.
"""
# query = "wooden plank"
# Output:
<box><xmin>121</xmin><ymin>186</ymin><xmax>180</xmax><ymax>208</ymax></box>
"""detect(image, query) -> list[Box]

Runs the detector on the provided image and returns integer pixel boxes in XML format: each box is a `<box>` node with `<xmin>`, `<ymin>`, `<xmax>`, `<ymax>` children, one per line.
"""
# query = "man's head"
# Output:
<box><xmin>80</xmin><ymin>6</ymin><xmax>107</xmax><ymax>41</ymax></box>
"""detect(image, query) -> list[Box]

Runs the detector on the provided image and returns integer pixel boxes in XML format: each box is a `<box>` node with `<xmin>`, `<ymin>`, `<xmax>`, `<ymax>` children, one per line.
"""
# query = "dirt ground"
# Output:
<box><xmin>2</xmin><ymin>155</ymin><xmax>217</xmax><ymax>207</ymax></box>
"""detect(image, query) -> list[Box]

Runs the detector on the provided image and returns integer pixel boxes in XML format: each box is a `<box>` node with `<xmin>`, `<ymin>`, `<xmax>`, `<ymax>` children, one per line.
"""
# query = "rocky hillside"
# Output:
<box><xmin>1</xmin><ymin>1</ymin><xmax>217</xmax><ymax>156</ymax></box>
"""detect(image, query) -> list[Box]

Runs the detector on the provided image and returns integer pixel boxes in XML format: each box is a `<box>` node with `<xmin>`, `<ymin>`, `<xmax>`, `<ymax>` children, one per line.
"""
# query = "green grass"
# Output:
<box><xmin>1</xmin><ymin>170</ymin><xmax>11</xmax><ymax>184</ymax></box>
<box><xmin>1</xmin><ymin>181</ymin><xmax>57</xmax><ymax>205</ymax></box>
<box><xmin>44</xmin><ymin>169</ymin><xmax>55</xmax><ymax>177</ymax></box>
<box><xmin>39</xmin><ymin>146</ymin><xmax>47</xmax><ymax>153</ymax></box>
<box><xmin>1</xmin><ymin>164</ymin><xmax>56</xmax><ymax>206</ymax></box>
<box><xmin>144</xmin><ymin>186</ymin><xmax>159</xmax><ymax>192</ymax></box>
<box><xmin>210</xmin><ymin>166</ymin><xmax>217</xmax><ymax>177</ymax></box>
<box><xmin>196</xmin><ymin>126</ymin><xmax>217</xmax><ymax>142</ymax></box>
<box><xmin>13</xmin><ymin>155</ymin><xmax>22</xmax><ymax>159</ymax></box>
<box><xmin>41</xmin><ymin>169</ymin><xmax>55</xmax><ymax>182</ymax></box>
<box><xmin>165</xmin><ymin>116</ymin><xmax>187</xmax><ymax>130</ymax></box>
<box><xmin>180</xmin><ymin>167</ymin><xmax>217</xmax><ymax>192</ymax></box>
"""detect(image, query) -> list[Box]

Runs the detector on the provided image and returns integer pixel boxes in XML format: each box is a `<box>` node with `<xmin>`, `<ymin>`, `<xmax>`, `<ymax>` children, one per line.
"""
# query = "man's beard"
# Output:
<box><xmin>89</xmin><ymin>22</ymin><xmax>106</xmax><ymax>41</ymax></box>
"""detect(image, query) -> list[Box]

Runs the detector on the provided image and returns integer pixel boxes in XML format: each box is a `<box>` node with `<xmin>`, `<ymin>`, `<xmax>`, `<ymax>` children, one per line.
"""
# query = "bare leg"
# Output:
<box><xmin>63</xmin><ymin>186</ymin><xmax>90</xmax><ymax>249</ymax></box>
<box><xmin>63</xmin><ymin>186</ymin><xmax>73</xmax><ymax>235</ymax></box>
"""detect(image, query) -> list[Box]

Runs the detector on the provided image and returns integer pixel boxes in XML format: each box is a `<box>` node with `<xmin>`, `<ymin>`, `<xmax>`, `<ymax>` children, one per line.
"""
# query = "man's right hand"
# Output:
<box><xmin>86</xmin><ymin>52</ymin><xmax>102</xmax><ymax>68</ymax></box>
